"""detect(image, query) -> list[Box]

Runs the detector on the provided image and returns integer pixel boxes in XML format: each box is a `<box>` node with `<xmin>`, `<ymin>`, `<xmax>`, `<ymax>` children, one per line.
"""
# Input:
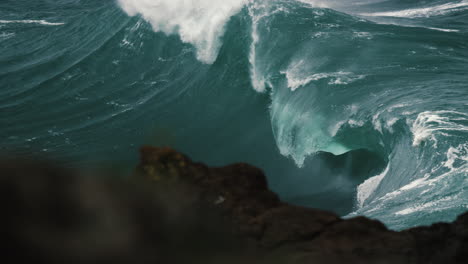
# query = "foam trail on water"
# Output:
<box><xmin>426</xmin><ymin>27</ymin><xmax>460</xmax><ymax>33</ymax></box>
<box><xmin>0</xmin><ymin>32</ymin><xmax>15</xmax><ymax>41</ymax></box>
<box><xmin>117</xmin><ymin>0</ymin><xmax>248</xmax><ymax>64</ymax></box>
<box><xmin>281</xmin><ymin>66</ymin><xmax>365</xmax><ymax>91</ymax></box>
<box><xmin>360</xmin><ymin>1</ymin><xmax>468</xmax><ymax>18</ymax></box>
<box><xmin>0</xmin><ymin>20</ymin><xmax>65</xmax><ymax>26</ymax></box>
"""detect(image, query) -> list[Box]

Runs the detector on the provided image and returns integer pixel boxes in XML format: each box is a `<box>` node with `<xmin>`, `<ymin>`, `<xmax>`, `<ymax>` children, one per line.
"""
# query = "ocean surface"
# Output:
<box><xmin>1</xmin><ymin>0</ymin><xmax>467</xmax><ymax>230</ymax></box>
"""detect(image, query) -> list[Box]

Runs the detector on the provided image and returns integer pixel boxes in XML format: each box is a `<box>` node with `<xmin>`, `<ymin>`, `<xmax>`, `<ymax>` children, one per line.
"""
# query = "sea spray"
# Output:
<box><xmin>1</xmin><ymin>0</ymin><xmax>467</xmax><ymax>231</ymax></box>
<box><xmin>117</xmin><ymin>0</ymin><xmax>249</xmax><ymax>63</ymax></box>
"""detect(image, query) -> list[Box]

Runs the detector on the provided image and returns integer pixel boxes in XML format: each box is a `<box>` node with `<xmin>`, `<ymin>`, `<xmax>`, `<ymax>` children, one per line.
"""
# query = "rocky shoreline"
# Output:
<box><xmin>2</xmin><ymin>146</ymin><xmax>467</xmax><ymax>263</ymax></box>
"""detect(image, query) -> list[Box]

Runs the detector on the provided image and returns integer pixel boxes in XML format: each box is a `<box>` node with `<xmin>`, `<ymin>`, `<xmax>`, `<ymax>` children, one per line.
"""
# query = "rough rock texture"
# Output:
<box><xmin>138</xmin><ymin>146</ymin><xmax>339</xmax><ymax>248</ymax></box>
<box><xmin>1</xmin><ymin>147</ymin><xmax>467</xmax><ymax>263</ymax></box>
<box><xmin>137</xmin><ymin>146</ymin><xmax>468</xmax><ymax>264</ymax></box>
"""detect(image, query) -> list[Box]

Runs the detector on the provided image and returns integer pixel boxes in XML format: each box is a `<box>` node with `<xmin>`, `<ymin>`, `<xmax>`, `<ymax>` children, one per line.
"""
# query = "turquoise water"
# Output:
<box><xmin>1</xmin><ymin>0</ymin><xmax>467</xmax><ymax>230</ymax></box>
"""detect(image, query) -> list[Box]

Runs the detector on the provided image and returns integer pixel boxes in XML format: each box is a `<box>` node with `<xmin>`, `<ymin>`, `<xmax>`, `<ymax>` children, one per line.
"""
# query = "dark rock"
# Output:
<box><xmin>0</xmin><ymin>147</ymin><xmax>467</xmax><ymax>263</ymax></box>
<box><xmin>0</xmin><ymin>158</ymin><xmax>247</xmax><ymax>263</ymax></box>
<box><xmin>137</xmin><ymin>146</ymin><xmax>339</xmax><ymax>247</ymax></box>
<box><xmin>137</xmin><ymin>146</ymin><xmax>468</xmax><ymax>263</ymax></box>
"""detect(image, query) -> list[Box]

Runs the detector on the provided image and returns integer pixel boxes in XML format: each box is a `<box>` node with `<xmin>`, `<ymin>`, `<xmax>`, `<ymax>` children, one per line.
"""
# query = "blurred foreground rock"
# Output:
<box><xmin>1</xmin><ymin>147</ymin><xmax>467</xmax><ymax>263</ymax></box>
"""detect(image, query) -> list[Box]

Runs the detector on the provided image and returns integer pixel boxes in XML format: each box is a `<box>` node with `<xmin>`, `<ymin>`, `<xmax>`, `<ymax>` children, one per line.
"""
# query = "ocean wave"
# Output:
<box><xmin>357</xmin><ymin>164</ymin><xmax>390</xmax><ymax>208</ymax></box>
<box><xmin>117</xmin><ymin>0</ymin><xmax>248</xmax><ymax>63</ymax></box>
<box><xmin>411</xmin><ymin>111</ymin><xmax>468</xmax><ymax>147</ymax></box>
<box><xmin>2</xmin><ymin>0</ymin><xmax>467</xmax><ymax>231</ymax></box>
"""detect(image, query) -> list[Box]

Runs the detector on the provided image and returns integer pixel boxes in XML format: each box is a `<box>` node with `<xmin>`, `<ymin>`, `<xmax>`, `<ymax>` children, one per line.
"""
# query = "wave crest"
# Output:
<box><xmin>117</xmin><ymin>0</ymin><xmax>248</xmax><ymax>63</ymax></box>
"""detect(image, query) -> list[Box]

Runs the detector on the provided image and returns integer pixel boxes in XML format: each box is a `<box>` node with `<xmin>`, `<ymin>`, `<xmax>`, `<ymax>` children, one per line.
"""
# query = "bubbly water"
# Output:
<box><xmin>1</xmin><ymin>0</ymin><xmax>467</xmax><ymax>230</ymax></box>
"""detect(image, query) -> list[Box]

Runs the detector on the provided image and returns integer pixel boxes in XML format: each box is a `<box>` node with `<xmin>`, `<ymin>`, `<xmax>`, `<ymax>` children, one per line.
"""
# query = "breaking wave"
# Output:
<box><xmin>1</xmin><ymin>0</ymin><xmax>467</xmax><ymax>230</ymax></box>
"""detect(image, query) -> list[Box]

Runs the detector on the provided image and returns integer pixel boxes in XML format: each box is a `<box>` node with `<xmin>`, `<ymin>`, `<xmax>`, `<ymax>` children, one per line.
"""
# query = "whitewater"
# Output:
<box><xmin>1</xmin><ymin>0</ymin><xmax>467</xmax><ymax>230</ymax></box>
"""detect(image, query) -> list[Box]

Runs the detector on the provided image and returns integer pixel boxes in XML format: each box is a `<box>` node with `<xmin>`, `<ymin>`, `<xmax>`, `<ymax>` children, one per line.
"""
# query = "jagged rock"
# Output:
<box><xmin>137</xmin><ymin>146</ymin><xmax>468</xmax><ymax>263</ymax></box>
<box><xmin>137</xmin><ymin>146</ymin><xmax>340</xmax><ymax>247</ymax></box>
<box><xmin>0</xmin><ymin>147</ymin><xmax>467</xmax><ymax>263</ymax></box>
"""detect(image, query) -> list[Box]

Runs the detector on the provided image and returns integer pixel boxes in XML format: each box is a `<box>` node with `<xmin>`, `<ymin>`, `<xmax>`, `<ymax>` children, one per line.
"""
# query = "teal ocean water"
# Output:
<box><xmin>1</xmin><ymin>0</ymin><xmax>467</xmax><ymax>230</ymax></box>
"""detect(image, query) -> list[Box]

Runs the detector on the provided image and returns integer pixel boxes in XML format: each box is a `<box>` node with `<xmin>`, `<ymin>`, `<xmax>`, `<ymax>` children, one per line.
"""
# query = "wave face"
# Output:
<box><xmin>1</xmin><ymin>0</ymin><xmax>467</xmax><ymax>230</ymax></box>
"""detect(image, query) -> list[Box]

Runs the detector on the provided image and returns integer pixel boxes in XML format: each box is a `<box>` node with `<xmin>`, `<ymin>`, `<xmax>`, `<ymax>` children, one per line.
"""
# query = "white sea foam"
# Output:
<box><xmin>357</xmin><ymin>164</ymin><xmax>390</xmax><ymax>208</ymax></box>
<box><xmin>248</xmin><ymin>1</ymin><xmax>270</xmax><ymax>92</ymax></box>
<box><xmin>0</xmin><ymin>20</ymin><xmax>65</xmax><ymax>26</ymax></box>
<box><xmin>353</xmin><ymin>31</ymin><xmax>372</xmax><ymax>39</ymax></box>
<box><xmin>329</xmin><ymin>105</ymin><xmax>362</xmax><ymax>136</ymax></box>
<box><xmin>248</xmin><ymin>1</ymin><xmax>301</xmax><ymax>92</ymax></box>
<box><xmin>354</xmin><ymin>108</ymin><xmax>467</xmax><ymax>225</ymax></box>
<box><xmin>426</xmin><ymin>27</ymin><xmax>460</xmax><ymax>33</ymax></box>
<box><xmin>385</xmin><ymin>117</ymin><xmax>399</xmax><ymax>132</ymax></box>
<box><xmin>411</xmin><ymin>111</ymin><xmax>468</xmax><ymax>147</ymax></box>
<box><xmin>366</xmin><ymin>20</ymin><xmax>460</xmax><ymax>33</ymax></box>
<box><xmin>295</xmin><ymin>0</ymin><xmax>329</xmax><ymax>8</ymax></box>
<box><xmin>372</xmin><ymin>112</ymin><xmax>383</xmax><ymax>134</ymax></box>
<box><xmin>330</xmin><ymin>120</ymin><xmax>347</xmax><ymax>137</ymax></box>
<box><xmin>0</xmin><ymin>32</ymin><xmax>15</xmax><ymax>41</ymax></box>
<box><xmin>399</xmin><ymin>174</ymin><xmax>430</xmax><ymax>192</ymax></box>
<box><xmin>376</xmin><ymin>143</ymin><xmax>467</xmax><ymax>205</ymax></box>
<box><xmin>117</xmin><ymin>0</ymin><xmax>248</xmax><ymax>64</ymax></box>
<box><xmin>281</xmin><ymin>60</ymin><xmax>365</xmax><ymax>91</ymax></box>
<box><xmin>445</xmin><ymin>144</ymin><xmax>468</xmax><ymax>169</ymax></box>
<box><xmin>387</xmin><ymin>103</ymin><xmax>411</xmax><ymax>113</ymax></box>
<box><xmin>370</xmin><ymin>104</ymin><xmax>413</xmax><ymax>134</ymax></box>
<box><xmin>395</xmin><ymin>195</ymin><xmax>457</xmax><ymax>216</ymax></box>
<box><xmin>395</xmin><ymin>202</ymin><xmax>433</xmax><ymax>216</ymax></box>
<box><xmin>348</xmin><ymin>119</ymin><xmax>365</xmax><ymax>127</ymax></box>
<box><xmin>360</xmin><ymin>1</ymin><xmax>468</xmax><ymax>18</ymax></box>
